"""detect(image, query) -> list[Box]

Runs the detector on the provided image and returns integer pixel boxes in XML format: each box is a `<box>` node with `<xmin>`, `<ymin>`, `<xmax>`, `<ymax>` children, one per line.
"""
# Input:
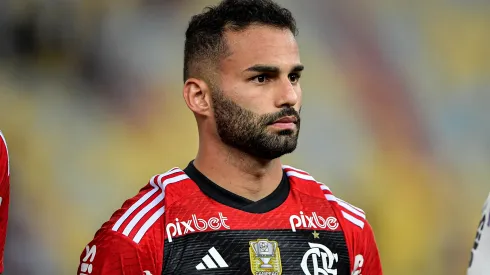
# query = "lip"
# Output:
<box><xmin>271</xmin><ymin>116</ymin><xmax>298</xmax><ymax>124</ymax></box>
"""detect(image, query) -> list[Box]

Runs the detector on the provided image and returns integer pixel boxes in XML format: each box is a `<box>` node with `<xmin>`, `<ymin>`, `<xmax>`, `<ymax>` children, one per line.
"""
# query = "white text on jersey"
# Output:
<box><xmin>166</xmin><ymin>212</ymin><xmax>230</xmax><ymax>242</ymax></box>
<box><xmin>289</xmin><ymin>211</ymin><xmax>338</xmax><ymax>232</ymax></box>
<box><xmin>79</xmin><ymin>245</ymin><xmax>96</xmax><ymax>275</ymax></box>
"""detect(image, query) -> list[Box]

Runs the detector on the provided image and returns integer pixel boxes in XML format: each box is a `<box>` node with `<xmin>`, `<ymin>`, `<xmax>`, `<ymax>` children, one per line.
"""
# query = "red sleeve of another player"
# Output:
<box><xmin>0</xmin><ymin>132</ymin><xmax>10</xmax><ymax>274</ymax></box>
<box><xmin>77</xmin><ymin>230</ymin><xmax>158</xmax><ymax>275</ymax></box>
<box><xmin>352</xmin><ymin>222</ymin><xmax>383</xmax><ymax>275</ymax></box>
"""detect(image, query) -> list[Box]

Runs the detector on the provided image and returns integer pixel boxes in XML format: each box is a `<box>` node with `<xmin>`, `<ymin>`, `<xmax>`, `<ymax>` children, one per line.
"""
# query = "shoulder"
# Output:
<box><xmin>468</xmin><ymin>192</ymin><xmax>490</xmax><ymax>274</ymax></box>
<box><xmin>85</xmin><ymin>167</ymin><xmax>189</xmax><ymax>249</ymax></box>
<box><xmin>0</xmin><ymin>131</ymin><xmax>6</xmax><ymax>149</ymax></box>
<box><xmin>0</xmin><ymin>131</ymin><xmax>8</xmax><ymax>176</ymax></box>
<box><xmin>483</xmin><ymin>192</ymin><xmax>490</xmax><ymax>213</ymax></box>
<box><xmin>283</xmin><ymin>164</ymin><xmax>368</xmax><ymax>231</ymax></box>
<box><xmin>78</xmin><ymin>167</ymin><xmax>190</xmax><ymax>274</ymax></box>
<box><xmin>475</xmin><ymin>192</ymin><xmax>490</xmax><ymax>234</ymax></box>
<box><xmin>284</xmin><ymin>165</ymin><xmax>382</xmax><ymax>271</ymax></box>
<box><xmin>104</xmin><ymin>167</ymin><xmax>190</xmax><ymax>245</ymax></box>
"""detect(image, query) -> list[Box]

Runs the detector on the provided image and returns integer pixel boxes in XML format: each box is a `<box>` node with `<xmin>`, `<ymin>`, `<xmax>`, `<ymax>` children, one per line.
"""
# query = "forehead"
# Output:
<box><xmin>220</xmin><ymin>25</ymin><xmax>300</xmax><ymax>72</ymax></box>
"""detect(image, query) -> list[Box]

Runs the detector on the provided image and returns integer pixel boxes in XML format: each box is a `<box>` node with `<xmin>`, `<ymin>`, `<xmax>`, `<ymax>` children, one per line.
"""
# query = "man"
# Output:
<box><xmin>77</xmin><ymin>0</ymin><xmax>382</xmax><ymax>274</ymax></box>
<box><xmin>0</xmin><ymin>131</ymin><xmax>9</xmax><ymax>274</ymax></box>
<box><xmin>468</xmin><ymin>193</ymin><xmax>490</xmax><ymax>275</ymax></box>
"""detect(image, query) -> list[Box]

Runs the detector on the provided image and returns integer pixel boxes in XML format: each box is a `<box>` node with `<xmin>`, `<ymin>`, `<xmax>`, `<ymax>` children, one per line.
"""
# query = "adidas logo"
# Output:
<box><xmin>195</xmin><ymin>247</ymin><xmax>229</xmax><ymax>270</ymax></box>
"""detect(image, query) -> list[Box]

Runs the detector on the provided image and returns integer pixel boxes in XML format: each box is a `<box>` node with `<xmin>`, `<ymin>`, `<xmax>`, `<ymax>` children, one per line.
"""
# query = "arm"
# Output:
<box><xmin>352</xmin><ymin>222</ymin><xmax>382</xmax><ymax>275</ymax></box>
<box><xmin>77</xmin><ymin>230</ymin><xmax>159</xmax><ymax>275</ymax></box>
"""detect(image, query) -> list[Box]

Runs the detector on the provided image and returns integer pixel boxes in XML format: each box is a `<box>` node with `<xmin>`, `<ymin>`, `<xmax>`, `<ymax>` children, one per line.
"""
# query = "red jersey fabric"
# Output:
<box><xmin>78</xmin><ymin>164</ymin><xmax>382</xmax><ymax>275</ymax></box>
<box><xmin>0</xmin><ymin>131</ymin><xmax>10</xmax><ymax>274</ymax></box>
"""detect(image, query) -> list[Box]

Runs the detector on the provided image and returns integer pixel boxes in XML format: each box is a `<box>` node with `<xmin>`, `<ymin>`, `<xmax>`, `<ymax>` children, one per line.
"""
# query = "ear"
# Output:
<box><xmin>183</xmin><ymin>78</ymin><xmax>212</xmax><ymax>116</ymax></box>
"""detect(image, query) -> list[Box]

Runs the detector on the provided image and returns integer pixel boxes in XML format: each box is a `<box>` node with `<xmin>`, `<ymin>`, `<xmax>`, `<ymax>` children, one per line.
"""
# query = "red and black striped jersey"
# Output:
<box><xmin>0</xmin><ymin>131</ymin><xmax>10</xmax><ymax>274</ymax></box>
<box><xmin>78</xmin><ymin>162</ymin><xmax>382</xmax><ymax>275</ymax></box>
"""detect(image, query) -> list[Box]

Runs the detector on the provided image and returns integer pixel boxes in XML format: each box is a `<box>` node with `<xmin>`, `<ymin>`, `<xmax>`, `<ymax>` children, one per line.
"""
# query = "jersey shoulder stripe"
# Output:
<box><xmin>111</xmin><ymin>167</ymin><xmax>188</xmax><ymax>243</ymax></box>
<box><xmin>0</xmin><ymin>131</ymin><xmax>9</xmax><ymax>176</ymax></box>
<box><xmin>283</xmin><ymin>164</ymin><xmax>366</xmax><ymax>229</ymax></box>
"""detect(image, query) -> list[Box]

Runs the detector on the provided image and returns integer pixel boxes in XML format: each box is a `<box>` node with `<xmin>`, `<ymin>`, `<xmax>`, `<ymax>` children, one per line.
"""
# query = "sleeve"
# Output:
<box><xmin>77</xmin><ymin>230</ymin><xmax>159</xmax><ymax>275</ymax></box>
<box><xmin>467</xmin><ymin>193</ymin><xmax>490</xmax><ymax>275</ymax></box>
<box><xmin>0</xmin><ymin>131</ymin><xmax>10</xmax><ymax>274</ymax></box>
<box><xmin>352</xmin><ymin>222</ymin><xmax>383</xmax><ymax>275</ymax></box>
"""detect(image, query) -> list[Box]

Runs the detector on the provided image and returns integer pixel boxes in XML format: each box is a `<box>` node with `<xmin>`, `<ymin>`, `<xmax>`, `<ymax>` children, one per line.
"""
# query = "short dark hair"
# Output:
<box><xmin>183</xmin><ymin>0</ymin><xmax>298</xmax><ymax>82</ymax></box>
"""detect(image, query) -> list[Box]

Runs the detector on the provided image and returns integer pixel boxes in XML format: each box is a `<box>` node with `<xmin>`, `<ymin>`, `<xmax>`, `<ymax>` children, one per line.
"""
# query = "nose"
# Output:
<box><xmin>275</xmin><ymin>78</ymin><xmax>299</xmax><ymax>108</ymax></box>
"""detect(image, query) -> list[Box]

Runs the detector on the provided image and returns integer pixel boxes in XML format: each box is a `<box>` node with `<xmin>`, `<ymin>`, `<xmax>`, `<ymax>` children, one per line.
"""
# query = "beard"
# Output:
<box><xmin>211</xmin><ymin>89</ymin><xmax>301</xmax><ymax>160</ymax></box>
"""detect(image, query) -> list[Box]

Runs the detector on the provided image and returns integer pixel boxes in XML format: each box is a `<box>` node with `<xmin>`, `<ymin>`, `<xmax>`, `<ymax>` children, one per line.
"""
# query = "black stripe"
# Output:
<box><xmin>163</xmin><ymin>229</ymin><xmax>350</xmax><ymax>275</ymax></box>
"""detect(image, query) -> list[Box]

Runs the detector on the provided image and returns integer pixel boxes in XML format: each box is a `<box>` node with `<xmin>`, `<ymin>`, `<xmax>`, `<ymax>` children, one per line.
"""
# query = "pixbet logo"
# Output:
<box><xmin>166</xmin><ymin>212</ymin><xmax>230</xmax><ymax>242</ymax></box>
<box><xmin>289</xmin><ymin>211</ymin><xmax>338</xmax><ymax>232</ymax></box>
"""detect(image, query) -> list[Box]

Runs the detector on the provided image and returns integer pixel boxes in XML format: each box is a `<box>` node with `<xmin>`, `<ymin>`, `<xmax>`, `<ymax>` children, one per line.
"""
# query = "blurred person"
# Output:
<box><xmin>468</xmin><ymin>193</ymin><xmax>490</xmax><ymax>275</ymax></box>
<box><xmin>0</xmin><ymin>131</ymin><xmax>10</xmax><ymax>274</ymax></box>
<box><xmin>77</xmin><ymin>0</ymin><xmax>382</xmax><ymax>274</ymax></box>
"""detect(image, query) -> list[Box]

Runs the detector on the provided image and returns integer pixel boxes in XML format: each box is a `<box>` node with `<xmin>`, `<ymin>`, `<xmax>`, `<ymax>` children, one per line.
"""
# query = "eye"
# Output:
<box><xmin>251</xmin><ymin>75</ymin><xmax>268</xmax><ymax>84</ymax></box>
<box><xmin>289</xmin><ymin>73</ymin><xmax>301</xmax><ymax>84</ymax></box>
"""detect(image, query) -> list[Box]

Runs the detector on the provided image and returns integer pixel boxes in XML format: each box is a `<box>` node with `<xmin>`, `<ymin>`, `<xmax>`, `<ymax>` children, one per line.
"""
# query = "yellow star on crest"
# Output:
<box><xmin>312</xmin><ymin>230</ymin><xmax>320</xmax><ymax>239</ymax></box>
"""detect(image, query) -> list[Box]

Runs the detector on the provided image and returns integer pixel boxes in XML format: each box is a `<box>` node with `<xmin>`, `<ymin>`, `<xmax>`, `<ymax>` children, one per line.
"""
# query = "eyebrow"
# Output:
<box><xmin>243</xmin><ymin>64</ymin><xmax>304</xmax><ymax>74</ymax></box>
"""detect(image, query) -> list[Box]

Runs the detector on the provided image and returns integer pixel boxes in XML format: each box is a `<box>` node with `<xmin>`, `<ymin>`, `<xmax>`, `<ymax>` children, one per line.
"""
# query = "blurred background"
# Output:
<box><xmin>0</xmin><ymin>0</ymin><xmax>489</xmax><ymax>274</ymax></box>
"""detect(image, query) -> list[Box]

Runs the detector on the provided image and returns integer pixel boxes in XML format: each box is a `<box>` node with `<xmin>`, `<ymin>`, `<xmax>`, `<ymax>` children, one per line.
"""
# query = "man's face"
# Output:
<box><xmin>212</xmin><ymin>25</ymin><xmax>303</xmax><ymax>160</ymax></box>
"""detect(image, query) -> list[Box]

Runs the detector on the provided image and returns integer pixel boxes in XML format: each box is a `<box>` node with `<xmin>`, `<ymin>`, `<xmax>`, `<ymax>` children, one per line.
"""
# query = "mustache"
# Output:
<box><xmin>262</xmin><ymin>107</ymin><xmax>301</xmax><ymax>125</ymax></box>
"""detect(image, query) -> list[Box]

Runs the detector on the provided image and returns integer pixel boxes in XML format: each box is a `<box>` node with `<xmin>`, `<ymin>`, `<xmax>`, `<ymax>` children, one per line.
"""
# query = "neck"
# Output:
<box><xmin>193</xmin><ymin>137</ymin><xmax>284</xmax><ymax>202</ymax></box>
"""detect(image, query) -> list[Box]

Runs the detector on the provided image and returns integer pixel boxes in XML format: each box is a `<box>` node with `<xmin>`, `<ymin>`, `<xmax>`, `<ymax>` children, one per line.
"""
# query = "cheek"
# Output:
<box><xmin>294</xmin><ymin>87</ymin><xmax>303</xmax><ymax>108</ymax></box>
<box><xmin>244</xmin><ymin>96</ymin><xmax>272</xmax><ymax>115</ymax></box>
<box><xmin>227</xmin><ymin>87</ymin><xmax>272</xmax><ymax>114</ymax></box>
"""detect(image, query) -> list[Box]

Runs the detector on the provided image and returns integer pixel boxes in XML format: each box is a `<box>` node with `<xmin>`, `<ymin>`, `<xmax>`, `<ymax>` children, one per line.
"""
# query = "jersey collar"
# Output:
<box><xmin>183</xmin><ymin>161</ymin><xmax>290</xmax><ymax>214</ymax></box>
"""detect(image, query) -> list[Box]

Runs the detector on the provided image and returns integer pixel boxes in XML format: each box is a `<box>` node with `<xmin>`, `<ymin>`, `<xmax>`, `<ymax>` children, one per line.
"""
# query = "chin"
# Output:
<box><xmin>257</xmin><ymin>147</ymin><xmax>297</xmax><ymax>160</ymax></box>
